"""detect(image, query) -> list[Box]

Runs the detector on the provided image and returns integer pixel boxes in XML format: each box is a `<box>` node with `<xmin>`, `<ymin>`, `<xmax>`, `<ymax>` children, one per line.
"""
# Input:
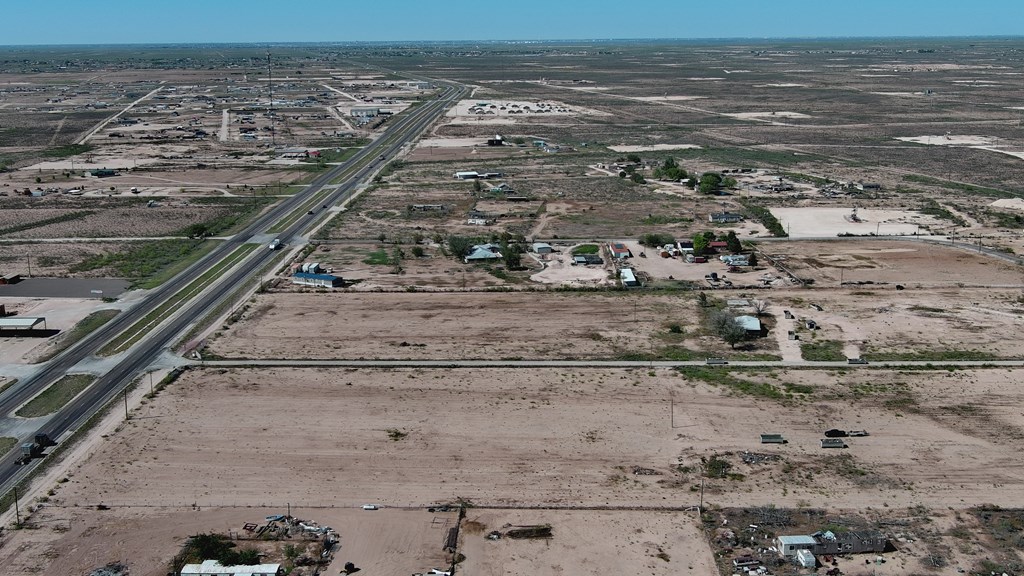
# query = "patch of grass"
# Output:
<box><xmin>71</xmin><ymin>239</ymin><xmax>221</xmax><ymax>289</ymax></box>
<box><xmin>0</xmin><ymin>437</ymin><xmax>16</xmax><ymax>455</ymax></box>
<box><xmin>902</xmin><ymin>174</ymin><xmax>1016</xmax><ymax>199</ymax></box>
<box><xmin>0</xmin><ymin>210</ymin><xmax>95</xmax><ymax>236</ymax></box>
<box><xmin>98</xmin><ymin>243</ymin><xmax>258</xmax><ymax>356</ymax></box>
<box><xmin>363</xmin><ymin>249</ymin><xmax>390</xmax><ymax>265</ymax></box>
<box><xmin>676</xmin><ymin>367</ymin><xmax>784</xmax><ymax>400</ymax></box>
<box><xmin>41</xmin><ymin>143</ymin><xmax>93</xmax><ymax>158</ymax></box>
<box><xmin>138</xmin><ymin>240</ymin><xmax>222</xmax><ymax>289</ymax></box>
<box><xmin>174</xmin><ymin>197</ymin><xmax>275</xmax><ymax>238</ymax></box>
<box><xmin>868</xmin><ymin>350</ymin><xmax>1003</xmax><ymax>362</ymax></box>
<box><xmin>738</xmin><ymin>200</ymin><xmax>787</xmax><ymax>237</ymax></box>
<box><xmin>36</xmin><ymin>309</ymin><xmax>120</xmax><ymax>362</ymax></box>
<box><xmin>571</xmin><ymin>244</ymin><xmax>600</xmax><ymax>255</ymax></box>
<box><xmin>919</xmin><ymin>199</ymin><xmax>967</xmax><ymax>226</ymax></box>
<box><xmin>801</xmin><ymin>339</ymin><xmax>846</xmax><ymax>361</ymax></box>
<box><xmin>16</xmin><ymin>374</ymin><xmax>95</xmax><ymax>418</ymax></box>
<box><xmin>641</xmin><ymin>214</ymin><xmax>690</xmax><ymax>225</ymax></box>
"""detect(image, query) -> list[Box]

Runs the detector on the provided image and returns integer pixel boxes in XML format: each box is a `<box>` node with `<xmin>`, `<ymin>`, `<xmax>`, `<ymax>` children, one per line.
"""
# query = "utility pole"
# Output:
<box><xmin>13</xmin><ymin>486</ymin><xmax>20</xmax><ymax>526</ymax></box>
<box><xmin>124</xmin><ymin>388</ymin><xmax>129</xmax><ymax>419</ymax></box>
<box><xmin>698</xmin><ymin>478</ymin><xmax>704</xmax><ymax>513</ymax></box>
<box><xmin>149</xmin><ymin>371</ymin><xmax>154</xmax><ymax>396</ymax></box>
<box><xmin>267</xmin><ymin>52</ymin><xmax>275</xmax><ymax>148</ymax></box>
<box><xmin>26</xmin><ymin>253</ymin><xmax>32</xmax><ymax>277</ymax></box>
<box><xmin>670</xmin><ymin>394</ymin><xmax>675</xmax><ymax>429</ymax></box>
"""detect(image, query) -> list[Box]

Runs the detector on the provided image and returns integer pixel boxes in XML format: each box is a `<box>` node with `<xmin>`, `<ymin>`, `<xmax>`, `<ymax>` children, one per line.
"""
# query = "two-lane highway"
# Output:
<box><xmin>0</xmin><ymin>80</ymin><xmax>466</xmax><ymax>497</ymax></box>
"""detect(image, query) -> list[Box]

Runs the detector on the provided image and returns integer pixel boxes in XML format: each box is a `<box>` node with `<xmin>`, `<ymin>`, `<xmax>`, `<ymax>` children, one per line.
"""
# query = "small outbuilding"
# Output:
<box><xmin>619</xmin><ymin>268</ymin><xmax>640</xmax><ymax>288</ymax></box>
<box><xmin>776</xmin><ymin>535</ymin><xmax>817</xmax><ymax>557</ymax></box>
<box><xmin>454</xmin><ymin>171</ymin><xmax>480</xmax><ymax>180</ymax></box>
<box><xmin>734</xmin><ymin>315</ymin><xmax>762</xmax><ymax>334</ymax></box>
<box><xmin>796</xmin><ymin>549</ymin><xmax>817</xmax><ymax>568</ymax></box>
<box><xmin>709</xmin><ymin>212</ymin><xmax>744</xmax><ymax>224</ymax></box>
<box><xmin>608</xmin><ymin>243</ymin><xmax>630</xmax><ymax>259</ymax></box>
<box><xmin>292</xmin><ymin>272</ymin><xmax>343</xmax><ymax>288</ymax></box>
<box><xmin>532</xmin><ymin>242</ymin><xmax>553</xmax><ymax>254</ymax></box>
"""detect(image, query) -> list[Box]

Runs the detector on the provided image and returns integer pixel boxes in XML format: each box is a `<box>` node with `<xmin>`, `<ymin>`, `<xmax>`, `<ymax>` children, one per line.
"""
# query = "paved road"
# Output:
<box><xmin>199</xmin><ymin>359</ymin><xmax>1024</xmax><ymax>369</ymax></box>
<box><xmin>0</xmin><ymin>81</ymin><xmax>466</xmax><ymax>495</ymax></box>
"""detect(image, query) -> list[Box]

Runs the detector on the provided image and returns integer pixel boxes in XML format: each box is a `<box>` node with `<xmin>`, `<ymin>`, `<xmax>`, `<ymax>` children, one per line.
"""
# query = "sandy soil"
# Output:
<box><xmin>0</xmin><ymin>506</ymin><xmax>454</xmax><ymax>576</ymax></box>
<box><xmin>608</xmin><ymin>144</ymin><xmax>701</xmax><ymax>152</ymax></box>
<box><xmin>529</xmin><ymin>250</ymin><xmax>614</xmax><ymax>287</ymax></box>
<box><xmin>460</xmin><ymin>509</ymin><xmax>716</xmax><ymax>576</ymax></box>
<box><xmin>990</xmin><ymin>198</ymin><xmax>1024</xmax><ymax>210</ymax></box>
<box><xmin>208</xmin><ymin>292</ymin><xmax>688</xmax><ymax>360</ymax></box>
<box><xmin>896</xmin><ymin>135</ymin><xmax>994</xmax><ymax>146</ymax></box>
<box><xmin>727</xmin><ymin>111</ymin><xmax>812</xmax><ymax>119</ymax></box>
<box><xmin>45</xmin><ymin>366</ymin><xmax>1024</xmax><ymax>512</ymax></box>
<box><xmin>770</xmin><ymin>207</ymin><xmax>940</xmax><ymax>237</ymax></box>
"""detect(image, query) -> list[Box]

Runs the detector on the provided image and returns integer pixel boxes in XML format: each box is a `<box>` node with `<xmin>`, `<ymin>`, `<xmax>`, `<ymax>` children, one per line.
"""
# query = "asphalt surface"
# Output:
<box><xmin>0</xmin><ymin>81</ymin><xmax>466</xmax><ymax>495</ymax></box>
<box><xmin>0</xmin><ymin>278</ymin><xmax>130</xmax><ymax>299</ymax></box>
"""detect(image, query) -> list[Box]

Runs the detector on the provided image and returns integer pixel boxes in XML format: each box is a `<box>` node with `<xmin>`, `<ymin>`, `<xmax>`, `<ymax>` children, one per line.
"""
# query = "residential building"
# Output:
<box><xmin>180</xmin><ymin>560</ymin><xmax>282</xmax><ymax>576</ymax></box>
<box><xmin>709</xmin><ymin>212</ymin><xmax>744</xmax><ymax>223</ymax></box>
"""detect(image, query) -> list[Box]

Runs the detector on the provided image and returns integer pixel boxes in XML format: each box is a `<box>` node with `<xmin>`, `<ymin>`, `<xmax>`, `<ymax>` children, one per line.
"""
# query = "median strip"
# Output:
<box><xmin>16</xmin><ymin>374</ymin><xmax>95</xmax><ymax>419</ymax></box>
<box><xmin>98</xmin><ymin>243</ymin><xmax>260</xmax><ymax>357</ymax></box>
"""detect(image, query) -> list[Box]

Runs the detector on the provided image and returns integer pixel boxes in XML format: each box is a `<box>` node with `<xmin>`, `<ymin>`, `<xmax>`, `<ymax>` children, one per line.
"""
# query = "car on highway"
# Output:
<box><xmin>269</xmin><ymin>238</ymin><xmax>283</xmax><ymax>250</ymax></box>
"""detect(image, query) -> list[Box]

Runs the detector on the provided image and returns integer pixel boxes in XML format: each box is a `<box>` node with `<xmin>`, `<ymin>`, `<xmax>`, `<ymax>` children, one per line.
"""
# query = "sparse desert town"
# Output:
<box><xmin>4</xmin><ymin>2</ymin><xmax>1024</xmax><ymax>576</ymax></box>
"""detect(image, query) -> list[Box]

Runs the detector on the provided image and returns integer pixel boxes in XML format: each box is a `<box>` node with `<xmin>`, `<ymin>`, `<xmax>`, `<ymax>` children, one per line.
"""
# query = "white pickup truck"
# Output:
<box><xmin>268</xmin><ymin>238</ymin><xmax>283</xmax><ymax>250</ymax></box>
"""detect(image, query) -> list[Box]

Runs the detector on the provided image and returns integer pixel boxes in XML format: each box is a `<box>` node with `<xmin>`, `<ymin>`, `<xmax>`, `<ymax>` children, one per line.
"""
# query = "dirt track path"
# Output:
<box><xmin>77</xmin><ymin>84</ymin><xmax>164</xmax><ymax>144</ymax></box>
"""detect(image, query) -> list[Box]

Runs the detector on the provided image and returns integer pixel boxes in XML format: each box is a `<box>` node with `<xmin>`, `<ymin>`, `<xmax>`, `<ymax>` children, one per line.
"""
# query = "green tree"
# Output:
<box><xmin>726</xmin><ymin>231</ymin><xmax>742</xmax><ymax>253</ymax></box>
<box><xmin>748</xmin><ymin>252</ymin><xmax>758</xmax><ymax>267</ymax></box>
<box><xmin>692</xmin><ymin>233</ymin><xmax>709</xmax><ymax>255</ymax></box>
<box><xmin>447</xmin><ymin>236</ymin><xmax>476</xmax><ymax>259</ymax></box>
<box><xmin>503</xmin><ymin>243</ymin><xmax>523</xmax><ymax>269</ymax></box>
<box><xmin>411</xmin><ymin>246</ymin><xmax>425</xmax><ymax>258</ymax></box>
<box><xmin>630</xmin><ymin>172</ymin><xmax>646</xmax><ymax>184</ymax></box>
<box><xmin>697</xmin><ymin>292</ymin><xmax>709</xmax><ymax>308</ymax></box>
<box><xmin>653</xmin><ymin>157</ymin><xmax>688</xmax><ymax>181</ymax></box>
<box><xmin>698</xmin><ymin>172</ymin><xmax>723</xmax><ymax>194</ymax></box>
<box><xmin>708</xmin><ymin>310</ymin><xmax>747</xmax><ymax>348</ymax></box>
<box><xmin>640</xmin><ymin>233</ymin><xmax>674</xmax><ymax>247</ymax></box>
<box><xmin>626</xmin><ymin>153</ymin><xmax>642</xmax><ymax>164</ymax></box>
<box><xmin>473</xmin><ymin>179</ymin><xmax>483</xmax><ymax>193</ymax></box>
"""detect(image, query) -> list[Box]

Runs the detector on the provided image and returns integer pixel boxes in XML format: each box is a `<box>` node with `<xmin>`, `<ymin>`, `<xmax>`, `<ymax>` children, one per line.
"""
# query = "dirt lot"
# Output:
<box><xmin>208</xmin><ymin>292</ymin><xmax>700</xmax><ymax>360</ymax></box>
<box><xmin>9</xmin><ymin>365</ymin><xmax>1024</xmax><ymax>573</ymax></box>
<box><xmin>0</xmin><ymin>506</ymin><xmax>454</xmax><ymax>576</ymax></box>
<box><xmin>764</xmin><ymin>239</ymin><xmax>1024</xmax><ymax>287</ymax></box>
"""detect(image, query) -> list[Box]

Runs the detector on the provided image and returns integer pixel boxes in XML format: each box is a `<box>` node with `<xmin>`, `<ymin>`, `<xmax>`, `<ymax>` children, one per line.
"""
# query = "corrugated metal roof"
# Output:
<box><xmin>293</xmin><ymin>272</ymin><xmax>339</xmax><ymax>281</ymax></box>
<box><xmin>734</xmin><ymin>315</ymin><xmax>761</xmax><ymax>331</ymax></box>
<box><xmin>0</xmin><ymin>317</ymin><xmax>45</xmax><ymax>329</ymax></box>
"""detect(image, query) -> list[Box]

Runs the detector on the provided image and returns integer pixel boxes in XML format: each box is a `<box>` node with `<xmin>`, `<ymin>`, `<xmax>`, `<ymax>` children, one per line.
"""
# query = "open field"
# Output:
<box><xmin>3</xmin><ymin>365</ymin><xmax>1022</xmax><ymax>574</ymax></box>
<box><xmin>6</xmin><ymin>38</ymin><xmax>1024</xmax><ymax>576</ymax></box>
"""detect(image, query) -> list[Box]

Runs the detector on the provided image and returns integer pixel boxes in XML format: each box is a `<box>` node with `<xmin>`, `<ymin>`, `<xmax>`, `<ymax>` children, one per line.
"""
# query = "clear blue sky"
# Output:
<box><xmin>3</xmin><ymin>0</ymin><xmax>1022</xmax><ymax>45</ymax></box>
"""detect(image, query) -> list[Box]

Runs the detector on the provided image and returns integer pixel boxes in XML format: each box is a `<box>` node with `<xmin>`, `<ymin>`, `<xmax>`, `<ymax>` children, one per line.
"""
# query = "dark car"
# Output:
<box><xmin>824</xmin><ymin>429</ymin><xmax>848</xmax><ymax>438</ymax></box>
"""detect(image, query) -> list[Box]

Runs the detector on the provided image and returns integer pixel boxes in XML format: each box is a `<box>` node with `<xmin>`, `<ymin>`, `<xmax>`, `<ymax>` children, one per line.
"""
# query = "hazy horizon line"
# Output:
<box><xmin>1</xmin><ymin>34</ymin><xmax>1022</xmax><ymax>49</ymax></box>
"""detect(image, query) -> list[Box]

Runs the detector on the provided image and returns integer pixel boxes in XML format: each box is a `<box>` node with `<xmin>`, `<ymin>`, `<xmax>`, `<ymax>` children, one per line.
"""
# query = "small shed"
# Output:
<box><xmin>453</xmin><ymin>171</ymin><xmax>480</xmax><ymax>180</ymax></box>
<box><xmin>608</xmin><ymin>242</ymin><xmax>630</xmax><ymax>259</ymax></box>
<box><xmin>619</xmin><ymin>268</ymin><xmax>640</xmax><ymax>288</ymax></box>
<box><xmin>760</xmin><ymin>433</ymin><xmax>787</xmax><ymax>444</ymax></box>
<box><xmin>292</xmin><ymin>272</ymin><xmax>343</xmax><ymax>288</ymax></box>
<box><xmin>776</xmin><ymin>535</ymin><xmax>817</xmax><ymax>557</ymax></box>
<box><xmin>532</xmin><ymin>242</ymin><xmax>553</xmax><ymax>254</ymax></box>
<box><xmin>734</xmin><ymin>315</ymin><xmax>762</xmax><ymax>334</ymax></box>
<box><xmin>820</xmin><ymin>438</ymin><xmax>847</xmax><ymax>449</ymax></box>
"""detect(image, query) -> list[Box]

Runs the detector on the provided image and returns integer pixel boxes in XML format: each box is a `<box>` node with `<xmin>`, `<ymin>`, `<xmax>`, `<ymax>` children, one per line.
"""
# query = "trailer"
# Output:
<box><xmin>15</xmin><ymin>433</ymin><xmax>54</xmax><ymax>465</ymax></box>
